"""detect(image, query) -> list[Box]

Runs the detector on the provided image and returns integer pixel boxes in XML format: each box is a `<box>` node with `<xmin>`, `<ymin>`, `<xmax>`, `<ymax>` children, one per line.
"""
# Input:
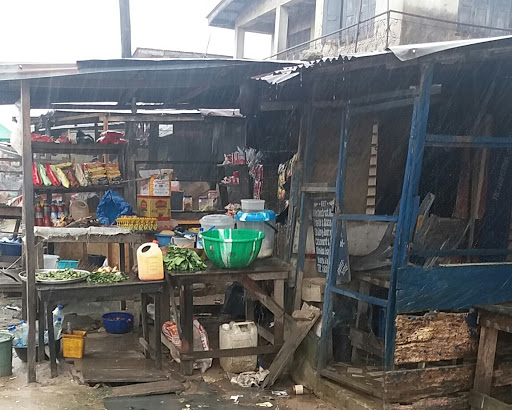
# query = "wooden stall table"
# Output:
<box><xmin>166</xmin><ymin>257</ymin><xmax>291</xmax><ymax>375</ymax></box>
<box><xmin>25</xmin><ymin>227</ymin><xmax>170</xmax><ymax>379</ymax></box>
<box><xmin>470</xmin><ymin>303</ymin><xmax>512</xmax><ymax>410</ymax></box>
<box><xmin>35</xmin><ymin>275</ymin><xmax>168</xmax><ymax>378</ymax></box>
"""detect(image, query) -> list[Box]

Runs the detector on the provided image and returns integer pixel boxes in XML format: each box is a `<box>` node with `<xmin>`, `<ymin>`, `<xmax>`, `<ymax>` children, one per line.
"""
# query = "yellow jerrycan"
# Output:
<box><xmin>137</xmin><ymin>241</ymin><xmax>164</xmax><ymax>281</ymax></box>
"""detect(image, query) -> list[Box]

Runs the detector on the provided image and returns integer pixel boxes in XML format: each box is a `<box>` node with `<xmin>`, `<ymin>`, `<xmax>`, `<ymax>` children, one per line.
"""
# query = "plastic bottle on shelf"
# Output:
<box><xmin>7</xmin><ymin>326</ymin><xmax>19</xmax><ymax>347</ymax></box>
<box><xmin>19</xmin><ymin>320</ymin><xmax>28</xmax><ymax>346</ymax></box>
<box><xmin>43</xmin><ymin>200</ymin><xmax>51</xmax><ymax>227</ymax></box>
<box><xmin>35</xmin><ymin>203</ymin><xmax>43</xmax><ymax>226</ymax></box>
<box><xmin>52</xmin><ymin>305</ymin><xmax>64</xmax><ymax>322</ymax></box>
<box><xmin>197</xmin><ymin>228</ymin><xmax>204</xmax><ymax>249</ymax></box>
<box><xmin>54</xmin><ymin>317</ymin><xmax>63</xmax><ymax>340</ymax></box>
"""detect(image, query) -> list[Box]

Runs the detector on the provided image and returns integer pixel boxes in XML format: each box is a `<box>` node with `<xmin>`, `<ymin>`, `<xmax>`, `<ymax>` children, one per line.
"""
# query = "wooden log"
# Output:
<box><xmin>383</xmin><ymin>364</ymin><xmax>475</xmax><ymax>402</ymax></box>
<box><xmin>384</xmin><ymin>393</ymin><xmax>469</xmax><ymax>410</ymax></box>
<box><xmin>394</xmin><ymin>312</ymin><xmax>478</xmax><ymax>365</ymax></box>
<box><xmin>385</xmin><ymin>361</ymin><xmax>512</xmax><ymax>403</ymax></box>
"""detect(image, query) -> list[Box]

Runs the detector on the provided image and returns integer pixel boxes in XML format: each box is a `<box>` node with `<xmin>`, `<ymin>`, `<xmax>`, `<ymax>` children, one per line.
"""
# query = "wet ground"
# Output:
<box><xmin>0</xmin><ymin>294</ymin><xmax>335</xmax><ymax>410</ymax></box>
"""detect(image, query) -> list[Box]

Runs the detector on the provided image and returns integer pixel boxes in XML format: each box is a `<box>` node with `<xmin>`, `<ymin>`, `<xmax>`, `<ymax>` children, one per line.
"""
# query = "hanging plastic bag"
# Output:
<box><xmin>96</xmin><ymin>189</ymin><xmax>133</xmax><ymax>226</ymax></box>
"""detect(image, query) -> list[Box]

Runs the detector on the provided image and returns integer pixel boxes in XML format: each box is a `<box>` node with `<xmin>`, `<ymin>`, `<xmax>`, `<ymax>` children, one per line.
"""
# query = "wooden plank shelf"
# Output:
<box><xmin>32</xmin><ymin>141</ymin><xmax>126</xmax><ymax>155</ymax></box>
<box><xmin>34</xmin><ymin>183</ymin><xmax>125</xmax><ymax>194</ymax></box>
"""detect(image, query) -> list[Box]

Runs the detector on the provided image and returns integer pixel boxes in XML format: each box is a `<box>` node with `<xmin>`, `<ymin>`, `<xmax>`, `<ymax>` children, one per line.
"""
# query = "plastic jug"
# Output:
<box><xmin>219</xmin><ymin>321</ymin><xmax>257</xmax><ymax>373</ymax></box>
<box><xmin>137</xmin><ymin>242</ymin><xmax>164</xmax><ymax>281</ymax></box>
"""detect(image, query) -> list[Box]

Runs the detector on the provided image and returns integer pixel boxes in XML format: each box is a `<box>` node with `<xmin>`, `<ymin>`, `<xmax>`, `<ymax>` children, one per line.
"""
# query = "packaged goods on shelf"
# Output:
<box><xmin>116</xmin><ymin>216</ymin><xmax>158</xmax><ymax>231</ymax></box>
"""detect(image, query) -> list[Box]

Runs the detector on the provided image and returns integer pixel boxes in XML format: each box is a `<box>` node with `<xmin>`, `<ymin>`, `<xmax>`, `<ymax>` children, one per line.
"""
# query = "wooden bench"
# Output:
<box><xmin>470</xmin><ymin>304</ymin><xmax>512</xmax><ymax>410</ymax></box>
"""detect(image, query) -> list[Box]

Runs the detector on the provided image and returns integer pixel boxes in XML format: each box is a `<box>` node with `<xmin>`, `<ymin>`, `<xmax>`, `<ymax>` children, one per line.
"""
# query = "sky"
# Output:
<box><xmin>0</xmin><ymin>0</ymin><xmax>271</xmax><ymax>129</ymax></box>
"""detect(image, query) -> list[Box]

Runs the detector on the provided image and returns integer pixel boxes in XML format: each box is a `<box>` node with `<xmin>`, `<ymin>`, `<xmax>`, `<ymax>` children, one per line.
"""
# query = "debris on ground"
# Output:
<box><xmin>230</xmin><ymin>366</ymin><xmax>269</xmax><ymax>388</ymax></box>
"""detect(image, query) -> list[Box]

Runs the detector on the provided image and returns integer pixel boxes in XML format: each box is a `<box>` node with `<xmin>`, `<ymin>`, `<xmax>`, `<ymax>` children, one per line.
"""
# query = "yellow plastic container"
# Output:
<box><xmin>62</xmin><ymin>330</ymin><xmax>87</xmax><ymax>359</ymax></box>
<box><xmin>137</xmin><ymin>242</ymin><xmax>164</xmax><ymax>281</ymax></box>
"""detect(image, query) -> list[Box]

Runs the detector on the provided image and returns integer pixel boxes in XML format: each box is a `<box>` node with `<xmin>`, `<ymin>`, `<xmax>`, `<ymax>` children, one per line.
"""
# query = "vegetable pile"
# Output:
<box><xmin>87</xmin><ymin>266</ymin><xmax>127</xmax><ymax>284</ymax></box>
<box><xmin>163</xmin><ymin>246</ymin><xmax>207</xmax><ymax>271</ymax></box>
<box><xmin>36</xmin><ymin>269</ymin><xmax>87</xmax><ymax>281</ymax></box>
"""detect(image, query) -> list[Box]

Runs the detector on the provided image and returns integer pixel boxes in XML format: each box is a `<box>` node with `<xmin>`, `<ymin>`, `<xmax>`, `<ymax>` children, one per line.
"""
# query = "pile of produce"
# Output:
<box><xmin>163</xmin><ymin>246</ymin><xmax>206</xmax><ymax>271</ymax></box>
<box><xmin>87</xmin><ymin>266</ymin><xmax>127</xmax><ymax>284</ymax></box>
<box><xmin>36</xmin><ymin>269</ymin><xmax>87</xmax><ymax>281</ymax></box>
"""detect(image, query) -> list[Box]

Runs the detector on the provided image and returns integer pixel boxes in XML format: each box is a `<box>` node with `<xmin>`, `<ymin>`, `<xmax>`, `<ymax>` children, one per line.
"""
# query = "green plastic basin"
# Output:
<box><xmin>200</xmin><ymin>229</ymin><xmax>265</xmax><ymax>269</ymax></box>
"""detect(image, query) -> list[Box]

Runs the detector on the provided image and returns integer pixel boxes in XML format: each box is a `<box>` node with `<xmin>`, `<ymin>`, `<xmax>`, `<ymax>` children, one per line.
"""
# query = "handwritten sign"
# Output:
<box><xmin>312</xmin><ymin>197</ymin><xmax>351</xmax><ymax>281</ymax></box>
<box><xmin>312</xmin><ymin>198</ymin><xmax>334</xmax><ymax>275</ymax></box>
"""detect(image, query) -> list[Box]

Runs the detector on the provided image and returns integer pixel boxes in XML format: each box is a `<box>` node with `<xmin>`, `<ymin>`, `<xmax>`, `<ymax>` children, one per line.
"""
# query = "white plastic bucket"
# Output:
<box><xmin>241</xmin><ymin>199</ymin><xmax>265</xmax><ymax>212</ymax></box>
<box><xmin>199</xmin><ymin>214</ymin><xmax>235</xmax><ymax>232</ymax></box>
<box><xmin>43</xmin><ymin>255</ymin><xmax>60</xmax><ymax>269</ymax></box>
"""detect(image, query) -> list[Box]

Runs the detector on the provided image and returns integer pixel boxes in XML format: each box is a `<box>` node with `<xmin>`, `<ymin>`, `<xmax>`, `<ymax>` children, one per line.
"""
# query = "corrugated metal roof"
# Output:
<box><xmin>254</xmin><ymin>36</ymin><xmax>512</xmax><ymax>85</ymax></box>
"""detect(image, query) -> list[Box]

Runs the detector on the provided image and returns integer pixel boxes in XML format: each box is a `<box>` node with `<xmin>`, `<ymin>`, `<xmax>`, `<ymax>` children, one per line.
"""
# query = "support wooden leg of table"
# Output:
<box><xmin>46</xmin><ymin>303</ymin><xmax>57</xmax><ymax>378</ymax></box>
<box><xmin>154</xmin><ymin>293</ymin><xmax>162</xmax><ymax>369</ymax></box>
<box><xmin>161</xmin><ymin>282</ymin><xmax>170</xmax><ymax>325</ymax></box>
<box><xmin>141</xmin><ymin>294</ymin><xmax>150</xmax><ymax>359</ymax></box>
<box><xmin>245</xmin><ymin>290</ymin><xmax>255</xmax><ymax>322</ymax></box>
<box><xmin>473</xmin><ymin>326</ymin><xmax>499</xmax><ymax>396</ymax></box>
<box><xmin>180</xmin><ymin>284</ymin><xmax>194</xmax><ymax>376</ymax></box>
<box><xmin>38</xmin><ymin>296</ymin><xmax>45</xmax><ymax>361</ymax></box>
<box><xmin>274</xmin><ymin>279</ymin><xmax>285</xmax><ymax>345</ymax></box>
<box><xmin>21</xmin><ymin>282</ymin><xmax>27</xmax><ymax>320</ymax></box>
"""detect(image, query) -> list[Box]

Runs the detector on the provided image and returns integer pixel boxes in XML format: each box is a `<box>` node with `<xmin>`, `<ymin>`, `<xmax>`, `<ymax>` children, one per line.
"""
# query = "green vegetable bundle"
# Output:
<box><xmin>87</xmin><ymin>271</ymin><xmax>127</xmax><ymax>284</ymax></box>
<box><xmin>36</xmin><ymin>269</ymin><xmax>86</xmax><ymax>281</ymax></box>
<box><xmin>163</xmin><ymin>246</ymin><xmax>207</xmax><ymax>271</ymax></box>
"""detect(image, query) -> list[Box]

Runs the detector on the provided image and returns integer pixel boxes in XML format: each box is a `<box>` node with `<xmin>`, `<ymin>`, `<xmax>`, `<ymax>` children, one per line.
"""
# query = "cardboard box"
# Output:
<box><xmin>137</xmin><ymin>195</ymin><xmax>171</xmax><ymax>219</ymax></box>
<box><xmin>302</xmin><ymin>277</ymin><xmax>326</xmax><ymax>302</ymax></box>
<box><xmin>138</xmin><ymin>169</ymin><xmax>173</xmax><ymax>196</ymax></box>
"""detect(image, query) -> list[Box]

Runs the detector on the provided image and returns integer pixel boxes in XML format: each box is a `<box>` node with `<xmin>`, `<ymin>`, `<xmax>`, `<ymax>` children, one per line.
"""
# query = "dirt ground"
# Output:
<box><xmin>0</xmin><ymin>294</ymin><xmax>336</xmax><ymax>410</ymax></box>
<box><xmin>0</xmin><ymin>359</ymin><xmax>334</xmax><ymax>410</ymax></box>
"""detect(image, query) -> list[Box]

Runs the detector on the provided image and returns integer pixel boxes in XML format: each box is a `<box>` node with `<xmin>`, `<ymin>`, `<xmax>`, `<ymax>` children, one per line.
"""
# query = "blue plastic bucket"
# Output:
<box><xmin>102</xmin><ymin>312</ymin><xmax>134</xmax><ymax>334</ymax></box>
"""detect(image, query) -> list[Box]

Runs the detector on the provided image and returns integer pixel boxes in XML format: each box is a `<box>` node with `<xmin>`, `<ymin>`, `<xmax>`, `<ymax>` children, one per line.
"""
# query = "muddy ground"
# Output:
<box><xmin>0</xmin><ymin>294</ymin><xmax>335</xmax><ymax>410</ymax></box>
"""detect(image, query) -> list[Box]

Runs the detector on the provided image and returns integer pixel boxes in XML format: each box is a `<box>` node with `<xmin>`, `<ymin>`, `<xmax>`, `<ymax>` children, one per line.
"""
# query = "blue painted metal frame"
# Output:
<box><xmin>426</xmin><ymin>134</ymin><xmax>512</xmax><ymax>148</ymax></box>
<box><xmin>318</xmin><ymin>107</ymin><xmax>350</xmax><ymax>370</ymax></box>
<box><xmin>339</xmin><ymin>214</ymin><xmax>398</xmax><ymax>222</ymax></box>
<box><xmin>331</xmin><ymin>285</ymin><xmax>388</xmax><ymax>307</ymax></box>
<box><xmin>396</xmin><ymin>264</ymin><xmax>512</xmax><ymax>313</ymax></box>
<box><xmin>384</xmin><ymin>65</ymin><xmax>434</xmax><ymax>369</ymax></box>
<box><xmin>410</xmin><ymin>248</ymin><xmax>512</xmax><ymax>257</ymax></box>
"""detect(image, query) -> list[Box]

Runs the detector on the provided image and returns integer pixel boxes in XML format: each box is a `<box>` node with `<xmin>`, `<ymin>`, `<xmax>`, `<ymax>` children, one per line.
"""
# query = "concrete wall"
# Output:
<box><xmin>400</xmin><ymin>0</ymin><xmax>461</xmax><ymax>44</ymax></box>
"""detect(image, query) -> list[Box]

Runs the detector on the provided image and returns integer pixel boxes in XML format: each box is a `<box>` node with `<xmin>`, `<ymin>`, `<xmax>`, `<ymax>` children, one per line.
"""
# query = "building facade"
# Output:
<box><xmin>208</xmin><ymin>0</ymin><xmax>512</xmax><ymax>59</ymax></box>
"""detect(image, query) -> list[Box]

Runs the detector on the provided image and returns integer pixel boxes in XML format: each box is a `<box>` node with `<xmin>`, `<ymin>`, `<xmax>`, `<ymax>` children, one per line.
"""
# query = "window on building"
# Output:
<box><xmin>458</xmin><ymin>0</ymin><xmax>512</xmax><ymax>36</ymax></box>
<box><xmin>323</xmin><ymin>0</ymin><xmax>377</xmax><ymax>42</ymax></box>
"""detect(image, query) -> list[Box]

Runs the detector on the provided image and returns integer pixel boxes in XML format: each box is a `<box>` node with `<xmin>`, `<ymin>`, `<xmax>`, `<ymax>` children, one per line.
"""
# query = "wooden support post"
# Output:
<box><xmin>473</xmin><ymin>326</ymin><xmax>499</xmax><ymax>396</ymax></box>
<box><xmin>119</xmin><ymin>0</ymin><xmax>132</xmax><ymax>58</ymax></box>
<box><xmin>180</xmin><ymin>284</ymin><xmax>194</xmax><ymax>375</ymax></box>
<box><xmin>21</xmin><ymin>80</ymin><xmax>37</xmax><ymax>383</ymax></box>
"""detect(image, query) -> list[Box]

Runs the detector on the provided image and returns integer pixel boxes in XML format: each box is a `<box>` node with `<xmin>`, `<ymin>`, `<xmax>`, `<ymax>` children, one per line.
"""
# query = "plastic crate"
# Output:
<box><xmin>0</xmin><ymin>242</ymin><xmax>22</xmax><ymax>257</ymax></box>
<box><xmin>57</xmin><ymin>260</ymin><xmax>79</xmax><ymax>269</ymax></box>
<box><xmin>62</xmin><ymin>331</ymin><xmax>86</xmax><ymax>359</ymax></box>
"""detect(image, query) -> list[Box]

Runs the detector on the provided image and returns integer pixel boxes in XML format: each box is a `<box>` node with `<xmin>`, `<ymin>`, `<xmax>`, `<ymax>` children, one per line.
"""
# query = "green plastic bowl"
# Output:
<box><xmin>200</xmin><ymin>229</ymin><xmax>265</xmax><ymax>269</ymax></box>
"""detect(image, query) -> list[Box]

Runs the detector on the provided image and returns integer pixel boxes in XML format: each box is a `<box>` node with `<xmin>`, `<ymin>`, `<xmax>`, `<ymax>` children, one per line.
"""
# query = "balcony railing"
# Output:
<box><xmin>268</xmin><ymin>10</ymin><xmax>512</xmax><ymax>61</ymax></box>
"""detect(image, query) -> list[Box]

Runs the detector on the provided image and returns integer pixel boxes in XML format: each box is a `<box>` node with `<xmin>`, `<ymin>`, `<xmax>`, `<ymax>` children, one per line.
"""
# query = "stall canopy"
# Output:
<box><xmin>0</xmin><ymin>58</ymin><xmax>294</xmax><ymax>108</ymax></box>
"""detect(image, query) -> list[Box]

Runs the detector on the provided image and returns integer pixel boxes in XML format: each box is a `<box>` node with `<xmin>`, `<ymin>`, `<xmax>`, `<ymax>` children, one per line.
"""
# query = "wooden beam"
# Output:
<box><xmin>469</xmin><ymin>390</ymin><xmax>512</xmax><ymax>410</ymax></box>
<box><xmin>21</xmin><ymin>80</ymin><xmax>37</xmax><ymax>383</ymax></box>
<box><xmin>239</xmin><ymin>276</ymin><xmax>285</xmax><ymax>318</ymax></box>
<box><xmin>474</xmin><ymin>326</ymin><xmax>499</xmax><ymax>396</ymax></box>
<box><xmin>350</xmin><ymin>327</ymin><xmax>384</xmax><ymax>357</ymax></box>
